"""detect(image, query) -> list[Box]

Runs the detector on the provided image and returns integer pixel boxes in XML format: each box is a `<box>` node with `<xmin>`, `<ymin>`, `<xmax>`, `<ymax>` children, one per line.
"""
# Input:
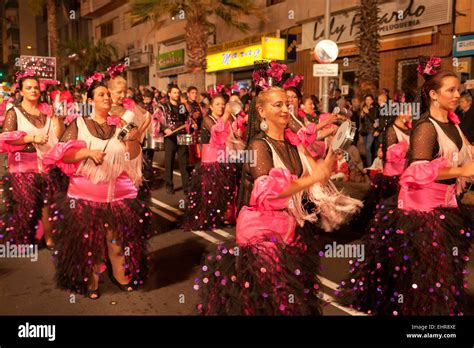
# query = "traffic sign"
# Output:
<box><xmin>313</xmin><ymin>63</ymin><xmax>338</xmax><ymax>77</ymax></box>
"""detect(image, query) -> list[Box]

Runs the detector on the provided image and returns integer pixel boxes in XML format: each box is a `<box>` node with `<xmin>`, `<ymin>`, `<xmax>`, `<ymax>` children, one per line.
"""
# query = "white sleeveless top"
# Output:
<box><xmin>75</xmin><ymin>116</ymin><xmax>142</xmax><ymax>187</ymax></box>
<box><xmin>14</xmin><ymin>106</ymin><xmax>58</xmax><ymax>172</ymax></box>
<box><xmin>429</xmin><ymin>118</ymin><xmax>472</xmax><ymax>193</ymax></box>
<box><xmin>393</xmin><ymin>125</ymin><xmax>410</xmax><ymax>143</ymax></box>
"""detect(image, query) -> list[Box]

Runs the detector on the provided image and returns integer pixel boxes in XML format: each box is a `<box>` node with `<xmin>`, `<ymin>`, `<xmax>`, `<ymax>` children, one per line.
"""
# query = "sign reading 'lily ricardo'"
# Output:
<box><xmin>302</xmin><ymin>0</ymin><xmax>452</xmax><ymax>50</ymax></box>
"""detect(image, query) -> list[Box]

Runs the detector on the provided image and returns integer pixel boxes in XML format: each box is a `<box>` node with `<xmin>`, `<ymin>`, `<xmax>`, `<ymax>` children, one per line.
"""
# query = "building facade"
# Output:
<box><xmin>2</xmin><ymin>0</ymin><xmax>38</xmax><ymax>79</ymax></box>
<box><xmin>207</xmin><ymin>0</ymin><xmax>455</xmax><ymax>100</ymax></box>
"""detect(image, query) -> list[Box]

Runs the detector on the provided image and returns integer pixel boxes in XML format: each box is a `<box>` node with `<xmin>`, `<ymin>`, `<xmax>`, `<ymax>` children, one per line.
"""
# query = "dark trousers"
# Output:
<box><xmin>142</xmin><ymin>149</ymin><xmax>155</xmax><ymax>180</ymax></box>
<box><xmin>164</xmin><ymin>136</ymin><xmax>189</xmax><ymax>191</ymax></box>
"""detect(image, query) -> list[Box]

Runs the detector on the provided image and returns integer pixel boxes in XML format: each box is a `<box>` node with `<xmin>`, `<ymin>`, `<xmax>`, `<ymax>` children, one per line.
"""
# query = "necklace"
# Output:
<box><xmin>90</xmin><ymin>115</ymin><xmax>114</xmax><ymax>139</ymax></box>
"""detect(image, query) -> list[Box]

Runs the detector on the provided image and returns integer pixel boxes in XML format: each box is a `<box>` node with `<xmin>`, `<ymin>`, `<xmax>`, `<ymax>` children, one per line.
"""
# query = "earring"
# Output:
<box><xmin>433</xmin><ymin>99</ymin><xmax>439</xmax><ymax>108</ymax></box>
<box><xmin>260</xmin><ymin>118</ymin><xmax>268</xmax><ymax>131</ymax></box>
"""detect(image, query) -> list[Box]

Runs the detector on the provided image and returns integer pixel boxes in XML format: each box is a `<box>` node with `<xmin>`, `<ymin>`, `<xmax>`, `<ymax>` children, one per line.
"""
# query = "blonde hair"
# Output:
<box><xmin>107</xmin><ymin>76</ymin><xmax>127</xmax><ymax>90</ymax></box>
<box><xmin>256</xmin><ymin>87</ymin><xmax>285</xmax><ymax>109</ymax></box>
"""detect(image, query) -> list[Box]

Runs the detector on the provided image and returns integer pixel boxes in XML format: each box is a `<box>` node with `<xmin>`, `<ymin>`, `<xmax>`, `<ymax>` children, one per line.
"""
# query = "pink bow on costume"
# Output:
<box><xmin>107</xmin><ymin>115</ymin><xmax>120</xmax><ymax>126</ymax></box>
<box><xmin>122</xmin><ymin>98</ymin><xmax>135</xmax><ymax>111</ymax></box>
<box><xmin>284</xmin><ymin>123</ymin><xmax>317</xmax><ymax>148</ymax></box>
<box><xmin>233</xmin><ymin>113</ymin><xmax>247</xmax><ymax>133</ymax></box>
<box><xmin>64</xmin><ymin>113</ymin><xmax>81</xmax><ymax>125</ymax></box>
<box><xmin>448</xmin><ymin>110</ymin><xmax>460</xmax><ymax>125</ymax></box>
<box><xmin>383</xmin><ymin>141</ymin><xmax>409</xmax><ymax>176</ymax></box>
<box><xmin>38</xmin><ymin>103</ymin><xmax>53</xmax><ymax>117</ymax></box>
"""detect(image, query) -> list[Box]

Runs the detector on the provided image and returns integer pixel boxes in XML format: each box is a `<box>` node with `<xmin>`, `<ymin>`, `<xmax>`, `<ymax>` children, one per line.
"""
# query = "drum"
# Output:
<box><xmin>144</xmin><ymin>132</ymin><xmax>165</xmax><ymax>151</ymax></box>
<box><xmin>331</xmin><ymin>120</ymin><xmax>357</xmax><ymax>151</ymax></box>
<box><xmin>177</xmin><ymin>133</ymin><xmax>196</xmax><ymax>146</ymax></box>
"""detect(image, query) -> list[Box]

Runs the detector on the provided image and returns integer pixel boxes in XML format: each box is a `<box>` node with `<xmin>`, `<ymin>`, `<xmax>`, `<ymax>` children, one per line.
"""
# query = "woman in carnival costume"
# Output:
<box><xmin>107</xmin><ymin>63</ymin><xmax>153</xmax><ymax>197</ymax></box>
<box><xmin>107</xmin><ymin>63</ymin><xmax>151</xmax><ymax>142</ymax></box>
<box><xmin>195</xmin><ymin>61</ymin><xmax>362</xmax><ymax>315</ymax></box>
<box><xmin>337</xmin><ymin>56</ymin><xmax>474</xmax><ymax>315</ymax></box>
<box><xmin>182</xmin><ymin>92</ymin><xmax>245</xmax><ymax>231</ymax></box>
<box><xmin>44</xmin><ymin>74</ymin><xmax>151</xmax><ymax>299</ymax></box>
<box><xmin>0</xmin><ymin>68</ymin><xmax>64</xmax><ymax>249</ymax></box>
<box><xmin>354</xmin><ymin>92</ymin><xmax>413</xmax><ymax>229</ymax></box>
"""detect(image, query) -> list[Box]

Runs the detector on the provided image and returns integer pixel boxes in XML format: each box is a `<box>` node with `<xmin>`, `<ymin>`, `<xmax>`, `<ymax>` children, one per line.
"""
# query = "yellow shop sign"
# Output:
<box><xmin>206</xmin><ymin>37</ymin><xmax>285</xmax><ymax>72</ymax></box>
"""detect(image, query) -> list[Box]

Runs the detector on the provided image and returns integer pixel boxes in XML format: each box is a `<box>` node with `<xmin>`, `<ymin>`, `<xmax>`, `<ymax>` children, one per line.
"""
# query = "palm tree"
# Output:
<box><xmin>355</xmin><ymin>0</ymin><xmax>380</xmax><ymax>97</ymax></box>
<box><xmin>27</xmin><ymin>0</ymin><xmax>59</xmax><ymax>60</ymax></box>
<box><xmin>60</xmin><ymin>39</ymin><xmax>119</xmax><ymax>77</ymax></box>
<box><xmin>131</xmin><ymin>0</ymin><xmax>264</xmax><ymax>73</ymax></box>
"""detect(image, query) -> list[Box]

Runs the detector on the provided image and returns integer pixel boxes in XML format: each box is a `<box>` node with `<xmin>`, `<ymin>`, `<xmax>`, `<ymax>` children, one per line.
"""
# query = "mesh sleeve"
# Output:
<box><xmin>408</xmin><ymin>120</ymin><xmax>437</xmax><ymax>163</ymax></box>
<box><xmin>201</xmin><ymin>116</ymin><xmax>215</xmax><ymax>144</ymax></box>
<box><xmin>2</xmin><ymin>108</ymin><xmax>17</xmax><ymax>132</ymax></box>
<box><xmin>60</xmin><ymin>120</ymin><xmax>79</xmax><ymax>142</ymax></box>
<box><xmin>247</xmin><ymin>138</ymin><xmax>274</xmax><ymax>180</ymax></box>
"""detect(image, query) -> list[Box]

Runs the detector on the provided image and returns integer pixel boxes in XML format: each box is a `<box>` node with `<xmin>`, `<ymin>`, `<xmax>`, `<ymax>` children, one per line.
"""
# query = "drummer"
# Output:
<box><xmin>163</xmin><ymin>85</ymin><xmax>192</xmax><ymax>194</ymax></box>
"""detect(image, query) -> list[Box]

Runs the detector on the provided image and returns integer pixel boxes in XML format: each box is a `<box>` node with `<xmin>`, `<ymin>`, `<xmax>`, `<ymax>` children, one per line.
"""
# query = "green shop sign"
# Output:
<box><xmin>158</xmin><ymin>49</ymin><xmax>185</xmax><ymax>70</ymax></box>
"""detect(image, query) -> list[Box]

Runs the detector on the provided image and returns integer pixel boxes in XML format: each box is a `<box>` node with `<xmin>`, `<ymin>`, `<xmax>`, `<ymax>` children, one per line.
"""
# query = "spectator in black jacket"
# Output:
<box><xmin>359</xmin><ymin>94</ymin><xmax>379</xmax><ymax>166</ymax></box>
<box><xmin>456</xmin><ymin>92</ymin><xmax>474</xmax><ymax>144</ymax></box>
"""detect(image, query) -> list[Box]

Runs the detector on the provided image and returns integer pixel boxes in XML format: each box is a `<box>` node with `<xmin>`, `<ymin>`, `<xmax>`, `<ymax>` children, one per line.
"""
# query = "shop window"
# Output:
<box><xmin>397</xmin><ymin>59</ymin><xmax>419</xmax><ymax>97</ymax></box>
<box><xmin>100</xmin><ymin>20</ymin><xmax>114</xmax><ymax>38</ymax></box>
<box><xmin>342</xmin><ymin>70</ymin><xmax>357</xmax><ymax>99</ymax></box>
<box><xmin>132</xmin><ymin>67</ymin><xmax>149</xmax><ymax>87</ymax></box>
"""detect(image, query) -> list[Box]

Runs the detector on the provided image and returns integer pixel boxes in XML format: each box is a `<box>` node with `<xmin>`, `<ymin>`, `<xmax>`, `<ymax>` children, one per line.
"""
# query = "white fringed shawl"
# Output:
<box><xmin>75</xmin><ymin>116</ymin><xmax>142</xmax><ymax>187</ymax></box>
<box><xmin>263</xmin><ymin>138</ymin><xmax>363</xmax><ymax>232</ymax></box>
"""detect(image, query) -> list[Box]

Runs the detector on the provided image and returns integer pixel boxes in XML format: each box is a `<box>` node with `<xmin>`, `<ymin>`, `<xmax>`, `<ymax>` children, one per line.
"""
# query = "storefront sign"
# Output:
<box><xmin>262</xmin><ymin>37</ymin><xmax>286</xmax><ymax>61</ymax></box>
<box><xmin>207</xmin><ymin>32</ymin><xmax>276</xmax><ymax>54</ymax></box>
<box><xmin>329</xmin><ymin>29</ymin><xmax>433</xmax><ymax>58</ymax></box>
<box><xmin>302</xmin><ymin>0</ymin><xmax>452</xmax><ymax>50</ymax></box>
<box><xmin>456</xmin><ymin>61</ymin><xmax>469</xmax><ymax>73</ymax></box>
<box><xmin>20</xmin><ymin>55</ymin><xmax>56</xmax><ymax>80</ymax></box>
<box><xmin>286</xmin><ymin>34</ymin><xmax>297</xmax><ymax>61</ymax></box>
<box><xmin>454</xmin><ymin>35</ymin><xmax>474</xmax><ymax>57</ymax></box>
<box><xmin>206</xmin><ymin>37</ymin><xmax>285</xmax><ymax>72</ymax></box>
<box><xmin>158</xmin><ymin>49</ymin><xmax>185</xmax><ymax>70</ymax></box>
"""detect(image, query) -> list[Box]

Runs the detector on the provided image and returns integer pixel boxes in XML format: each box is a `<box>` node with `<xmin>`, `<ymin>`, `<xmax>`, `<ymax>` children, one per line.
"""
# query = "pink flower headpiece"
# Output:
<box><xmin>417</xmin><ymin>55</ymin><xmax>442</xmax><ymax>77</ymax></box>
<box><xmin>282</xmin><ymin>75</ymin><xmax>304</xmax><ymax>89</ymax></box>
<box><xmin>85</xmin><ymin>72</ymin><xmax>105</xmax><ymax>88</ymax></box>
<box><xmin>107</xmin><ymin>63</ymin><xmax>126</xmax><ymax>79</ymax></box>
<box><xmin>251</xmin><ymin>60</ymin><xmax>289</xmax><ymax>91</ymax></box>
<box><xmin>207</xmin><ymin>84</ymin><xmax>225</xmax><ymax>98</ymax></box>
<box><xmin>15</xmin><ymin>67</ymin><xmax>36</xmax><ymax>82</ymax></box>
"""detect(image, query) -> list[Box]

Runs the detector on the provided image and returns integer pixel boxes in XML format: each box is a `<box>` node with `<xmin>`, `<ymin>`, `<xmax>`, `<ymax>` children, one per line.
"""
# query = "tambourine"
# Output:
<box><xmin>117</xmin><ymin>122</ymin><xmax>138</xmax><ymax>142</ymax></box>
<box><xmin>331</xmin><ymin>120</ymin><xmax>356</xmax><ymax>151</ymax></box>
<box><xmin>228</xmin><ymin>101</ymin><xmax>243</xmax><ymax>116</ymax></box>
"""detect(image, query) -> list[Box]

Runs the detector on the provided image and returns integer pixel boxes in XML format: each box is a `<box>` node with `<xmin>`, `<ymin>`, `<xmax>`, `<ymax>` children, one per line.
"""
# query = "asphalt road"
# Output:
<box><xmin>0</xmin><ymin>152</ymin><xmax>473</xmax><ymax>316</ymax></box>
